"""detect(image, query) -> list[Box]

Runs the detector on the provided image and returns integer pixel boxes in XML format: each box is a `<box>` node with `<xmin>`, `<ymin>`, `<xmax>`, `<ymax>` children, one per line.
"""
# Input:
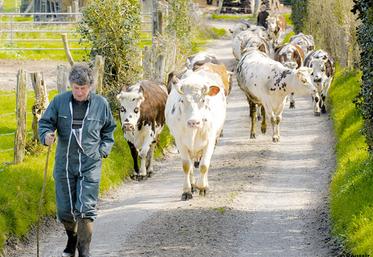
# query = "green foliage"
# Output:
<box><xmin>290</xmin><ymin>0</ymin><xmax>308</xmax><ymax>33</ymax></box>
<box><xmin>283</xmin><ymin>13</ymin><xmax>294</xmax><ymax>27</ymax></box>
<box><xmin>78</xmin><ymin>0</ymin><xmax>142</xmax><ymax>110</ymax></box>
<box><xmin>352</xmin><ymin>0</ymin><xmax>373</xmax><ymax>152</ymax></box>
<box><xmin>166</xmin><ymin>0</ymin><xmax>194</xmax><ymax>59</ymax></box>
<box><xmin>329</xmin><ymin>68</ymin><xmax>373</xmax><ymax>255</ymax></box>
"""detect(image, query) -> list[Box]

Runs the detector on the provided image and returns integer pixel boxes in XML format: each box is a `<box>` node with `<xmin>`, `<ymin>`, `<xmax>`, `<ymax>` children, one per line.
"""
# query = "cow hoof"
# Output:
<box><xmin>181</xmin><ymin>192</ymin><xmax>193</xmax><ymax>201</ymax></box>
<box><xmin>289</xmin><ymin>102</ymin><xmax>295</xmax><ymax>109</ymax></box>
<box><xmin>147</xmin><ymin>171</ymin><xmax>153</xmax><ymax>178</ymax></box>
<box><xmin>130</xmin><ymin>173</ymin><xmax>140</xmax><ymax>180</ymax></box>
<box><xmin>257</xmin><ymin>115</ymin><xmax>262</xmax><ymax>121</ymax></box>
<box><xmin>250</xmin><ymin>133</ymin><xmax>256</xmax><ymax>139</ymax></box>
<box><xmin>191</xmin><ymin>185</ymin><xmax>197</xmax><ymax>194</ymax></box>
<box><xmin>194</xmin><ymin>161</ymin><xmax>200</xmax><ymax>169</ymax></box>
<box><xmin>272</xmin><ymin>137</ymin><xmax>279</xmax><ymax>143</ymax></box>
<box><xmin>321</xmin><ymin>105</ymin><xmax>327</xmax><ymax>113</ymax></box>
<box><xmin>314</xmin><ymin>112</ymin><xmax>321</xmax><ymax>116</ymax></box>
<box><xmin>199</xmin><ymin>189</ymin><xmax>207</xmax><ymax>196</ymax></box>
<box><xmin>261</xmin><ymin>127</ymin><xmax>266</xmax><ymax>134</ymax></box>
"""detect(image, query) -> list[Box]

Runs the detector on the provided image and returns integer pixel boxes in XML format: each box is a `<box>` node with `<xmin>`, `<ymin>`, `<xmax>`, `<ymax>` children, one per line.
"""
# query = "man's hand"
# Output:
<box><xmin>45</xmin><ymin>133</ymin><xmax>56</xmax><ymax>146</ymax></box>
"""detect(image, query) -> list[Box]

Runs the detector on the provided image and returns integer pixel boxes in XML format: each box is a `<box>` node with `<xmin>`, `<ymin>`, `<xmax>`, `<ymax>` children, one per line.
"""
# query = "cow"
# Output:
<box><xmin>267</xmin><ymin>15</ymin><xmax>287</xmax><ymax>46</ymax></box>
<box><xmin>289</xmin><ymin>33</ymin><xmax>315</xmax><ymax>56</ymax></box>
<box><xmin>232</xmin><ymin>30</ymin><xmax>273</xmax><ymax>60</ymax></box>
<box><xmin>196</xmin><ymin>62</ymin><xmax>232</xmax><ymax>96</ymax></box>
<box><xmin>186</xmin><ymin>52</ymin><xmax>220</xmax><ymax>71</ymax></box>
<box><xmin>165</xmin><ymin>69</ymin><xmax>227</xmax><ymax>200</ymax></box>
<box><xmin>274</xmin><ymin>43</ymin><xmax>306</xmax><ymax>108</ymax></box>
<box><xmin>117</xmin><ymin>80</ymin><xmax>168</xmax><ymax>180</ymax></box>
<box><xmin>236</xmin><ymin>49</ymin><xmax>318</xmax><ymax>142</ymax></box>
<box><xmin>304</xmin><ymin>49</ymin><xmax>335</xmax><ymax>115</ymax></box>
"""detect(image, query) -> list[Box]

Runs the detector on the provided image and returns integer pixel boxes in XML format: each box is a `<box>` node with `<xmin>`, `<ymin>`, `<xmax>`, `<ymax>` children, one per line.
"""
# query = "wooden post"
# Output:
<box><xmin>14</xmin><ymin>69</ymin><xmax>27</xmax><ymax>164</ymax></box>
<box><xmin>93</xmin><ymin>55</ymin><xmax>105</xmax><ymax>94</ymax></box>
<box><xmin>57</xmin><ymin>64</ymin><xmax>69</xmax><ymax>93</ymax></box>
<box><xmin>67</xmin><ymin>5</ymin><xmax>72</xmax><ymax>21</ymax></box>
<box><xmin>142</xmin><ymin>46</ymin><xmax>152</xmax><ymax>80</ymax></box>
<box><xmin>61</xmin><ymin>33</ymin><xmax>75</xmax><ymax>66</ymax></box>
<box><xmin>72</xmin><ymin>0</ymin><xmax>79</xmax><ymax>21</ymax></box>
<box><xmin>30</xmin><ymin>72</ymin><xmax>49</xmax><ymax>142</ymax></box>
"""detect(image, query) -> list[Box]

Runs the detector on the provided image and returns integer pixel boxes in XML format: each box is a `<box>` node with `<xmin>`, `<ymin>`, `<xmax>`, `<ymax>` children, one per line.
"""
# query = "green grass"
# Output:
<box><xmin>211</xmin><ymin>13</ymin><xmax>255</xmax><ymax>21</ymax></box>
<box><xmin>282</xmin><ymin>30</ymin><xmax>295</xmax><ymax>44</ymax></box>
<box><xmin>283</xmin><ymin>13</ymin><xmax>293</xmax><ymax>27</ymax></box>
<box><xmin>328</xmin><ymin>67</ymin><xmax>373</xmax><ymax>255</ymax></box>
<box><xmin>2</xmin><ymin>0</ymin><xmax>21</xmax><ymax>12</ymax></box>
<box><xmin>191</xmin><ymin>26</ymin><xmax>227</xmax><ymax>53</ymax></box>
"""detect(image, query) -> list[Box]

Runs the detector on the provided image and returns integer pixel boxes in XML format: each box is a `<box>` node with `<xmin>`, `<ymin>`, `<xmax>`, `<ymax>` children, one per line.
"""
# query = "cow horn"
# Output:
<box><xmin>175</xmin><ymin>84</ymin><xmax>184</xmax><ymax>95</ymax></box>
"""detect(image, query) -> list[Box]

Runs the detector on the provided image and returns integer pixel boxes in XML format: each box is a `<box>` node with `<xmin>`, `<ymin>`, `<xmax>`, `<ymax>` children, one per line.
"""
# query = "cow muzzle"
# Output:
<box><xmin>187</xmin><ymin>119</ymin><xmax>202</xmax><ymax>128</ymax></box>
<box><xmin>122</xmin><ymin>123</ymin><xmax>135</xmax><ymax>132</ymax></box>
<box><xmin>314</xmin><ymin>77</ymin><xmax>322</xmax><ymax>83</ymax></box>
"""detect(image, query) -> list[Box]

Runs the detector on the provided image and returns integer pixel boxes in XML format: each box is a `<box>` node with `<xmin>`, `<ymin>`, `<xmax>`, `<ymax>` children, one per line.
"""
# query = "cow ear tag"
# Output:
<box><xmin>208</xmin><ymin>86</ymin><xmax>220</xmax><ymax>96</ymax></box>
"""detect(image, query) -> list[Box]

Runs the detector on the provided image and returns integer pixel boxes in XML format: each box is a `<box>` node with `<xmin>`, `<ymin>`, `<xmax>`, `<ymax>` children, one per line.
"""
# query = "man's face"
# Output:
<box><xmin>72</xmin><ymin>83</ymin><xmax>90</xmax><ymax>101</ymax></box>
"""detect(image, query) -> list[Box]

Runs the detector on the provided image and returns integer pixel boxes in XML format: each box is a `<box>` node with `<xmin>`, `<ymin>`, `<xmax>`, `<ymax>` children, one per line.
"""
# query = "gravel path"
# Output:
<box><xmin>6</xmin><ymin>21</ymin><xmax>338</xmax><ymax>257</ymax></box>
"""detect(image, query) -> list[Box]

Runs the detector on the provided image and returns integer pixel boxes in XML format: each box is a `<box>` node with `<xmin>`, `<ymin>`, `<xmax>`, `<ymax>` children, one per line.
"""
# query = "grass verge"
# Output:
<box><xmin>329</xmin><ymin>67</ymin><xmax>373</xmax><ymax>255</ymax></box>
<box><xmin>210</xmin><ymin>13</ymin><xmax>255</xmax><ymax>21</ymax></box>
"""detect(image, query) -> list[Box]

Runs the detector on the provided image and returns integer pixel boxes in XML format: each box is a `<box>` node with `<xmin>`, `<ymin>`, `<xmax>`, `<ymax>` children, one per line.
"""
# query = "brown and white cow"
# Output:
<box><xmin>289</xmin><ymin>33</ymin><xmax>315</xmax><ymax>56</ymax></box>
<box><xmin>196</xmin><ymin>62</ymin><xmax>232</xmax><ymax>96</ymax></box>
<box><xmin>304</xmin><ymin>49</ymin><xmax>335</xmax><ymax>115</ymax></box>
<box><xmin>267</xmin><ymin>15</ymin><xmax>287</xmax><ymax>46</ymax></box>
<box><xmin>165</xmin><ymin>69</ymin><xmax>227</xmax><ymax>200</ymax></box>
<box><xmin>236</xmin><ymin>49</ymin><xmax>318</xmax><ymax>142</ymax></box>
<box><xmin>117</xmin><ymin>80</ymin><xmax>168</xmax><ymax>180</ymax></box>
<box><xmin>274</xmin><ymin>43</ymin><xmax>306</xmax><ymax>108</ymax></box>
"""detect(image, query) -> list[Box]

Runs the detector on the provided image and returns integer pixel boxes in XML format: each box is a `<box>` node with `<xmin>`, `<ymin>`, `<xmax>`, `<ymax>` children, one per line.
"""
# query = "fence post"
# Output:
<box><xmin>57</xmin><ymin>64</ymin><xmax>69</xmax><ymax>93</ymax></box>
<box><xmin>14</xmin><ymin>69</ymin><xmax>27</xmax><ymax>164</ymax></box>
<box><xmin>30</xmin><ymin>72</ymin><xmax>49</xmax><ymax>142</ymax></box>
<box><xmin>92</xmin><ymin>55</ymin><xmax>105</xmax><ymax>94</ymax></box>
<box><xmin>61</xmin><ymin>33</ymin><xmax>75</xmax><ymax>66</ymax></box>
<box><xmin>72</xmin><ymin>0</ymin><xmax>79</xmax><ymax>21</ymax></box>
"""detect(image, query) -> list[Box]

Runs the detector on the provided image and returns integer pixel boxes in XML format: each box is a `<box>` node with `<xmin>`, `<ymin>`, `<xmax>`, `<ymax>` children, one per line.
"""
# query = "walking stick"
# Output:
<box><xmin>36</xmin><ymin>144</ymin><xmax>52</xmax><ymax>257</ymax></box>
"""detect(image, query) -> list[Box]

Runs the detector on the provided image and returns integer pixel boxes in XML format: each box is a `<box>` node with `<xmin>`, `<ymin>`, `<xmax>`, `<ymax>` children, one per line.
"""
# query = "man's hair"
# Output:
<box><xmin>69</xmin><ymin>63</ymin><xmax>94</xmax><ymax>86</ymax></box>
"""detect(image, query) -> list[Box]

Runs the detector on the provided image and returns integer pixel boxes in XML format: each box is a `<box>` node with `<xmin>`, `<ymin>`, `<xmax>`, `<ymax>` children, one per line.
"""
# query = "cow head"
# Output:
<box><xmin>172</xmin><ymin>76</ymin><xmax>221</xmax><ymax>129</ymax></box>
<box><xmin>116</xmin><ymin>86</ymin><xmax>145</xmax><ymax>132</ymax></box>
<box><xmin>295</xmin><ymin>67</ymin><xmax>320</xmax><ymax>114</ymax></box>
<box><xmin>309</xmin><ymin>58</ymin><xmax>328</xmax><ymax>91</ymax></box>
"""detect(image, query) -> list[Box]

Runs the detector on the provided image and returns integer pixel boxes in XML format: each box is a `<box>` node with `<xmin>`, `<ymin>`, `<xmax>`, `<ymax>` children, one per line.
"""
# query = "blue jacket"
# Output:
<box><xmin>39</xmin><ymin>91</ymin><xmax>116</xmax><ymax>173</ymax></box>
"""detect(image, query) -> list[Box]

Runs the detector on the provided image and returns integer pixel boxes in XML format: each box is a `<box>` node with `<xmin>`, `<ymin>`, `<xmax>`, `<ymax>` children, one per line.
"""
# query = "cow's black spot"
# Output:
<box><xmin>274</xmin><ymin>70</ymin><xmax>291</xmax><ymax>87</ymax></box>
<box><xmin>282</xmin><ymin>82</ymin><xmax>287</xmax><ymax>88</ymax></box>
<box><xmin>267</xmin><ymin>76</ymin><xmax>270</xmax><ymax>79</ymax></box>
<box><xmin>254</xmin><ymin>83</ymin><xmax>257</xmax><ymax>87</ymax></box>
<box><xmin>171</xmin><ymin>104</ymin><xmax>176</xmax><ymax>114</ymax></box>
<box><xmin>270</xmin><ymin>88</ymin><xmax>276</xmax><ymax>91</ymax></box>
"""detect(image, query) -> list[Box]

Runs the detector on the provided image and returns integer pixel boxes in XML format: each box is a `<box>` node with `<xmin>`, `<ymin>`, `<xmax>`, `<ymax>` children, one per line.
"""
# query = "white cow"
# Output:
<box><xmin>232</xmin><ymin>30</ymin><xmax>273</xmax><ymax>60</ymax></box>
<box><xmin>304</xmin><ymin>49</ymin><xmax>335</xmax><ymax>115</ymax></box>
<box><xmin>165</xmin><ymin>70</ymin><xmax>227</xmax><ymax>200</ymax></box>
<box><xmin>236</xmin><ymin>49</ymin><xmax>318</xmax><ymax>142</ymax></box>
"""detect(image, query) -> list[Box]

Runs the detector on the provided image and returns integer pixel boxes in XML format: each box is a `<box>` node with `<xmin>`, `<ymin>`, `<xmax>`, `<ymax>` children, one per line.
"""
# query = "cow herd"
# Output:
<box><xmin>115</xmin><ymin>17</ymin><xmax>335</xmax><ymax>201</ymax></box>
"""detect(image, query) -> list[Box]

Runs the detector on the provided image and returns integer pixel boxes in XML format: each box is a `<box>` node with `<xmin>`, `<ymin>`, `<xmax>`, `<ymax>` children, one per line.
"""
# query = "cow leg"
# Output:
<box><xmin>145</xmin><ymin>142</ymin><xmax>156</xmax><ymax>177</ymax></box>
<box><xmin>127</xmin><ymin>141</ymin><xmax>139</xmax><ymax>179</ymax></box>
<box><xmin>313</xmin><ymin>94</ymin><xmax>321</xmax><ymax>116</ymax></box>
<box><xmin>179</xmin><ymin>146</ymin><xmax>193</xmax><ymax>201</ymax></box>
<box><xmin>260</xmin><ymin>105</ymin><xmax>266</xmax><ymax>134</ymax></box>
<box><xmin>248</xmin><ymin>99</ymin><xmax>257</xmax><ymax>139</ymax></box>
<box><xmin>138</xmin><ymin>125</ymin><xmax>156</xmax><ymax>178</ymax></box>
<box><xmin>196</xmin><ymin>140</ymin><xmax>215</xmax><ymax>196</ymax></box>
<box><xmin>289</xmin><ymin>92</ymin><xmax>295</xmax><ymax>108</ymax></box>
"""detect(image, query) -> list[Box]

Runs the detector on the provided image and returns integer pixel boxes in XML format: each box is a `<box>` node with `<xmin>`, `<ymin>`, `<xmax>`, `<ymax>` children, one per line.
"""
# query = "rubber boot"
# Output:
<box><xmin>77</xmin><ymin>218</ymin><xmax>93</xmax><ymax>257</ymax></box>
<box><xmin>62</xmin><ymin>221</ymin><xmax>78</xmax><ymax>257</ymax></box>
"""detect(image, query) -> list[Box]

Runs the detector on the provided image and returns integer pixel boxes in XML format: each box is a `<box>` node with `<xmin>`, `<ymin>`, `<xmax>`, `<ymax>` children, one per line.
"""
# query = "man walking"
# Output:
<box><xmin>39</xmin><ymin>63</ymin><xmax>116</xmax><ymax>257</ymax></box>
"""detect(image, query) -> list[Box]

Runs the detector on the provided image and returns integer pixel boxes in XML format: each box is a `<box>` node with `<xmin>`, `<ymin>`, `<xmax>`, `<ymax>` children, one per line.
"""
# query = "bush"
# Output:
<box><xmin>352</xmin><ymin>0</ymin><xmax>373</xmax><ymax>152</ymax></box>
<box><xmin>78</xmin><ymin>0</ymin><xmax>142</xmax><ymax>110</ymax></box>
<box><xmin>291</xmin><ymin>0</ymin><xmax>308</xmax><ymax>33</ymax></box>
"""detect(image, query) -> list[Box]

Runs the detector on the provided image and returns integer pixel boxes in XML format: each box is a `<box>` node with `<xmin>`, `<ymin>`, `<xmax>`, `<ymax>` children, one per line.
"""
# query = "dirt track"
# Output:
<box><xmin>6</xmin><ymin>20</ymin><xmax>340</xmax><ymax>257</ymax></box>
